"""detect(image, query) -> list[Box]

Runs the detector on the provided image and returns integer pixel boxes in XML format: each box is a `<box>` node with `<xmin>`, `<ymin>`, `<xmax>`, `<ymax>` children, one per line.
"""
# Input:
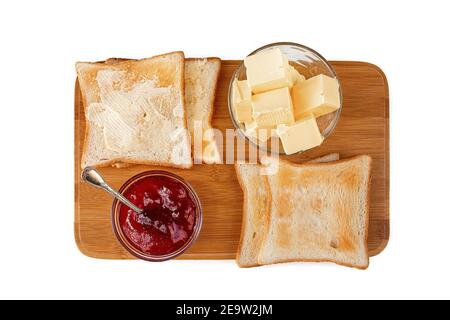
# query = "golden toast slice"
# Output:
<box><xmin>236</xmin><ymin>154</ymin><xmax>371</xmax><ymax>269</ymax></box>
<box><xmin>76</xmin><ymin>51</ymin><xmax>192</xmax><ymax>169</ymax></box>
<box><xmin>235</xmin><ymin>153</ymin><xmax>340</xmax><ymax>267</ymax></box>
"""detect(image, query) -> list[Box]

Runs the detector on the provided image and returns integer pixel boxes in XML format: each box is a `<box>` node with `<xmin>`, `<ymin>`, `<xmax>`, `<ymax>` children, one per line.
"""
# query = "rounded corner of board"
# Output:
<box><xmin>356</xmin><ymin>61</ymin><xmax>389</xmax><ymax>97</ymax></box>
<box><xmin>369</xmin><ymin>233</ymin><xmax>390</xmax><ymax>258</ymax></box>
<box><xmin>74</xmin><ymin>227</ymin><xmax>102</xmax><ymax>259</ymax></box>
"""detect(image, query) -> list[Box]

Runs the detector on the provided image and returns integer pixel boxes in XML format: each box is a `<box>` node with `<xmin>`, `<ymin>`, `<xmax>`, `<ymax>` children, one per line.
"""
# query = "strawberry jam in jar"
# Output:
<box><xmin>111</xmin><ymin>171</ymin><xmax>202</xmax><ymax>261</ymax></box>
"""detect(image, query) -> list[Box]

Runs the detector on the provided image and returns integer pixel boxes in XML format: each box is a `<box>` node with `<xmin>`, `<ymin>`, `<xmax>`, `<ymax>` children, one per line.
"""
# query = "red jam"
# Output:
<box><xmin>118</xmin><ymin>175</ymin><xmax>197</xmax><ymax>256</ymax></box>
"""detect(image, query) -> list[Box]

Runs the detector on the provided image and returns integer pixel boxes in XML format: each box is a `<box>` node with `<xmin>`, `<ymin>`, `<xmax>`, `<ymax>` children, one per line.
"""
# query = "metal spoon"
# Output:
<box><xmin>81</xmin><ymin>167</ymin><xmax>143</xmax><ymax>214</ymax></box>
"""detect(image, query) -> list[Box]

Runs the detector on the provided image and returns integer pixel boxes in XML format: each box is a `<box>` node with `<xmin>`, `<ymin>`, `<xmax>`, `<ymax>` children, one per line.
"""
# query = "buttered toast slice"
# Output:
<box><xmin>185</xmin><ymin>58</ymin><xmax>221</xmax><ymax>164</ymax></box>
<box><xmin>105</xmin><ymin>57</ymin><xmax>221</xmax><ymax>149</ymax></box>
<box><xmin>76</xmin><ymin>51</ymin><xmax>192</xmax><ymax>169</ymax></box>
<box><xmin>258</xmin><ymin>155</ymin><xmax>371</xmax><ymax>269</ymax></box>
<box><xmin>235</xmin><ymin>153</ymin><xmax>340</xmax><ymax>267</ymax></box>
<box><xmin>88</xmin><ymin>56</ymin><xmax>222</xmax><ymax>167</ymax></box>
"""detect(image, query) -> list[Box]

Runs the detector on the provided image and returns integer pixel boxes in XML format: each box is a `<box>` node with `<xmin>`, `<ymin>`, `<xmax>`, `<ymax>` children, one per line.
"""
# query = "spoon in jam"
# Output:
<box><xmin>81</xmin><ymin>167</ymin><xmax>143</xmax><ymax>215</ymax></box>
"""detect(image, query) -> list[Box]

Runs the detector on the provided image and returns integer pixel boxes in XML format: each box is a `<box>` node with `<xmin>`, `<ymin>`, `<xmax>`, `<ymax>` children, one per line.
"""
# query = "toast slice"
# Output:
<box><xmin>235</xmin><ymin>163</ymin><xmax>272</xmax><ymax>267</ymax></box>
<box><xmin>76</xmin><ymin>51</ymin><xmax>192</xmax><ymax>169</ymax></box>
<box><xmin>88</xmin><ymin>56</ymin><xmax>222</xmax><ymax>167</ymax></box>
<box><xmin>258</xmin><ymin>155</ymin><xmax>371</xmax><ymax>269</ymax></box>
<box><xmin>235</xmin><ymin>153</ymin><xmax>340</xmax><ymax>267</ymax></box>
<box><xmin>185</xmin><ymin>58</ymin><xmax>222</xmax><ymax>163</ymax></box>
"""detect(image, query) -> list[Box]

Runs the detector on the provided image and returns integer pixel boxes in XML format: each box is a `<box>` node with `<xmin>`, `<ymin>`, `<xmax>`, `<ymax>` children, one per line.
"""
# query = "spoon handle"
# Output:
<box><xmin>81</xmin><ymin>167</ymin><xmax>143</xmax><ymax>214</ymax></box>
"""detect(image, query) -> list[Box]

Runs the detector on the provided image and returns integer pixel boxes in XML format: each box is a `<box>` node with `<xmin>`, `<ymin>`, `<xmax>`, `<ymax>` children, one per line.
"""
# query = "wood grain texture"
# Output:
<box><xmin>74</xmin><ymin>60</ymin><xmax>389</xmax><ymax>260</ymax></box>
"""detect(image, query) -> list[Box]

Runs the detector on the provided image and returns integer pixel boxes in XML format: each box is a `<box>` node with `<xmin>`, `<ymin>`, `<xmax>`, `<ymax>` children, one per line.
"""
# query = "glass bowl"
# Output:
<box><xmin>228</xmin><ymin>42</ymin><xmax>343</xmax><ymax>155</ymax></box>
<box><xmin>111</xmin><ymin>170</ymin><xmax>202</xmax><ymax>262</ymax></box>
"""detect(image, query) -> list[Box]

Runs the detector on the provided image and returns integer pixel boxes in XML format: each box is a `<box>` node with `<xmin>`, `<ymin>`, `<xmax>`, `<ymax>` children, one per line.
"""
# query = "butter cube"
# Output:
<box><xmin>232</xmin><ymin>80</ymin><xmax>253</xmax><ymax>122</ymax></box>
<box><xmin>276</xmin><ymin>114</ymin><xmax>323</xmax><ymax>155</ymax></box>
<box><xmin>236</xmin><ymin>80</ymin><xmax>252</xmax><ymax>102</ymax></box>
<box><xmin>244</xmin><ymin>120</ymin><xmax>257</xmax><ymax>132</ymax></box>
<box><xmin>244</xmin><ymin>48</ymin><xmax>291</xmax><ymax>93</ymax></box>
<box><xmin>244</xmin><ymin>121</ymin><xmax>277</xmax><ymax>142</ymax></box>
<box><xmin>288</xmin><ymin>66</ymin><xmax>305</xmax><ymax>86</ymax></box>
<box><xmin>292</xmin><ymin>74</ymin><xmax>340</xmax><ymax>119</ymax></box>
<box><xmin>232</xmin><ymin>79</ymin><xmax>242</xmax><ymax>106</ymax></box>
<box><xmin>203</xmin><ymin>140</ymin><xmax>222</xmax><ymax>164</ymax></box>
<box><xmin>252</xmin><ymin>87</ymin><xmax>295</xmax><ymax>128</ymax></box>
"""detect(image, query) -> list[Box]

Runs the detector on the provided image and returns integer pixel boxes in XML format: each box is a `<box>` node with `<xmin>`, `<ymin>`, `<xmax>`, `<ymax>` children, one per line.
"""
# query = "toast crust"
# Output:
<box><xmin>76</xmin><ymin>51</ymin><xmax>192</xmax><ymax>169</ymax></box>
<box><xmin>234</xmin><ymin>165</ymin><xmax>250</xmax><ymax>267</ymax></box>
<box><xmin>252</xmin><ymin>256</ymin><xmax>368</xmax><ymax>270</ymax></box>
<box><xmin>80</xmin><ymin>157</ymin><xmax>193</xmax><ymax>169</ymax></box>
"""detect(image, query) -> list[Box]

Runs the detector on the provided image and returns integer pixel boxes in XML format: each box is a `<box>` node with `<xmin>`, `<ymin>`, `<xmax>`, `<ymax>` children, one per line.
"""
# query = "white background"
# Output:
<box><xmin>0</xmin><ymin>0</ymin><xmax>449</xmax><ymax>300</ymax></box>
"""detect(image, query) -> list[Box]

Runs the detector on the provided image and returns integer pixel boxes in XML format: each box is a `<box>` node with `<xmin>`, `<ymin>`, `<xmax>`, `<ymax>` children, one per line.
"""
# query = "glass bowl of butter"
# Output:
<box><xmin>228</xmin><ymin>42</ymin><xmax>342</xmax><ymax>155</ymax></box>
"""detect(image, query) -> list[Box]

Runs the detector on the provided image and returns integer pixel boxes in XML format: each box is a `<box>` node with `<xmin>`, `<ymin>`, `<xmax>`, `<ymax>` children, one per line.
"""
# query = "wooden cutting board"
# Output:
<box><xmin>74</xmin><ymin>60</ymin><xmax>389</xmax><ymax>260</ymax></box>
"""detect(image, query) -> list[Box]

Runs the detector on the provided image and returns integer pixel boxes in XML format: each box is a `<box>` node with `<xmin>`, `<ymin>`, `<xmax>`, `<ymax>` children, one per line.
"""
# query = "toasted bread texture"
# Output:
<box><xmin>236</xmin><ymin>154</ymin><xmax>371</xmax><ymax>269</ymax></box>
<box><xmin>259</xmin><ymin>155</ymin><xmax>371</xmax><ymax>269</ymax></box>
<box><xmin>185</xmin><ymin>58</ymin><xmax>221</xmax><ymax>163</ymax></box>
<box><xmin>235</xmin><ymin>153</ymin><xmax>340</xmax><ymax>267</ymax></box>
<box><xmin>235</xmin><ymin>163</ymin><xmax>272</xmax><ymax>267</ymax></box>
<box><xmin>76</xmin><ymin>51</ymin><xmax>192</xmax><ymax>169</ymax></box>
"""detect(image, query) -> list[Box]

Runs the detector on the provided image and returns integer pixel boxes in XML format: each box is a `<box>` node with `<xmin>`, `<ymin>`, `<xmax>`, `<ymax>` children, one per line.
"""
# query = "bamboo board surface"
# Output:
<box><xmin>74</xmin><ymin>60</ymin><xmax>389</xmax><ymax>260</ymax></box>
